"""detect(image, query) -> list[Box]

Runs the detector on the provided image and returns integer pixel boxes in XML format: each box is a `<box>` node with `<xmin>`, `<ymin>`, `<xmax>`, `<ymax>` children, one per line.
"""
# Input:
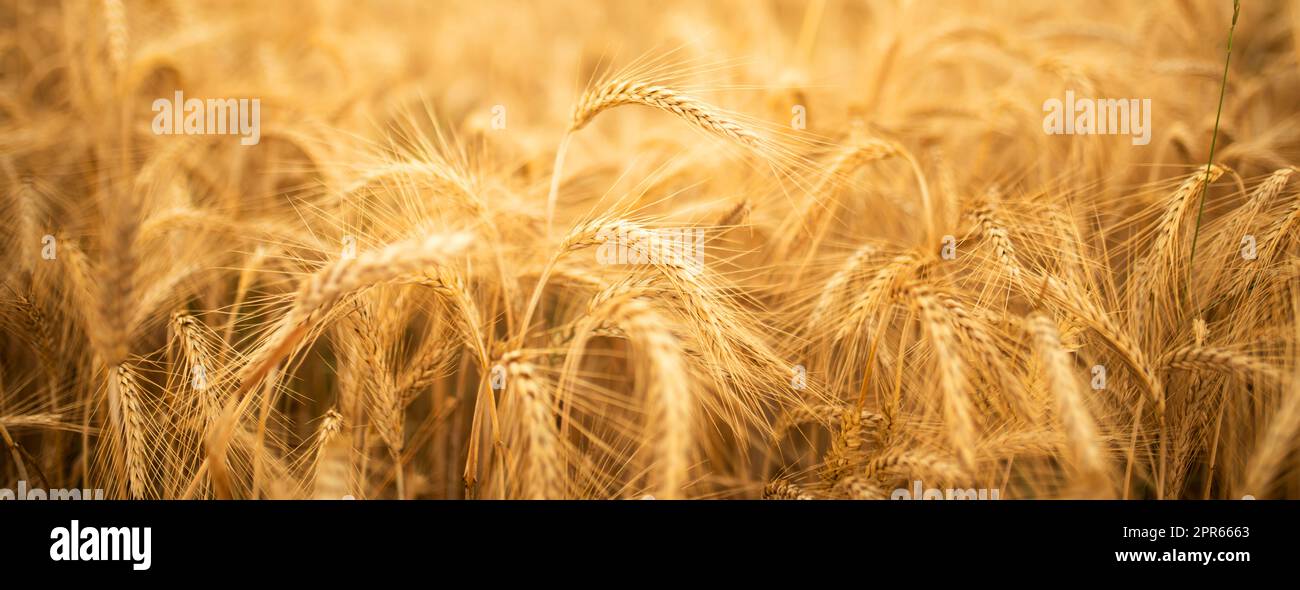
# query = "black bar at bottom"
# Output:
<box><xmin>0</xmin><ymin>500</ymin><xmax>1286</xmax><ymax>579</ymax></box>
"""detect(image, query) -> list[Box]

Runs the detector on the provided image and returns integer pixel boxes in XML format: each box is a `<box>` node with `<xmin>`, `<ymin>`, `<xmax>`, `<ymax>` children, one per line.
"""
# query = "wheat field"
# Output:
<box><xmin>1</xmin><ymin>0</ymin><xmax>1299</xmax><ymax>500</ymax></box>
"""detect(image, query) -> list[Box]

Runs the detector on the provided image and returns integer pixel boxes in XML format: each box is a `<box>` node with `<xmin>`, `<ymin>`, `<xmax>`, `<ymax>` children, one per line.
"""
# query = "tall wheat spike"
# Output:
<box><xmin>1027</xmin><ymin>312</ymin><xmax>1110</xmax><ymax>492</ymax></box>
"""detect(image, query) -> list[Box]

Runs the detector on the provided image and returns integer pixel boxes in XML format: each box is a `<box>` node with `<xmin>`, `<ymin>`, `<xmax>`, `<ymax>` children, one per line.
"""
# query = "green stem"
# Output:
<box><xmin>1187</xmin><ymin>0</ymin><xmax>1240</xmax><ymax>312</ymax></box>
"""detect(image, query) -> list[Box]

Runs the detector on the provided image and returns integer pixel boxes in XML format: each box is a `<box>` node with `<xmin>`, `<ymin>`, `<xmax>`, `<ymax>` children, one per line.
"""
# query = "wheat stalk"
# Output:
<box><xmin>311</xmin><ymin>410</ymin><xmax>352</xmax><ymax>499</ymax></box>
<box><xmin>864</xmin><ymin>450</ymin><xmax>965</xmax><ymax>483</ymax></box>
<box><xmin>109</xmin><ymin>363</ymin><xmax>148</xmax><ymax>499</ymax></box>
<box><xmin>501</xmin><ymin>351</ymin><xmax>563</xmax><ymax>500</ymax></box>
<box><xmin>763</xmin><ymin>479</ymin><xmax>816</xmax><ymax>500</ymax></box>
<box><xmin>910</xmin><ymin>285</ymin><xmax>978</xmax><ymax>470</ymax></box>
<box><xmin>173</xmin><ymin>313</ymin><xmax>222</xmax><ymax>423</ymax></box>
<box><xmin>807</xmin><ymin>243</ymin><xmax>881</xmax><ymax>332</ymax></box>
<box><xmin>1130</xmin><ymin>165</ymin><xmax>1225</xmax><ymax>315</ymax></box>
<box><xmin>972</xmin><ymin>192</ymin><xmax>1025</xmax><ymax>283</ymax></box>
<box><xmin>1160</xmin><ymin>345</ymin><xmax>1282</xmax><ymax>384</ymax></box>
<box><xmin>607</xmin><ymin>298</ymin><xmax>694</xmax><ymax>499</ymax></box>
<box><xmin>233</xmin><ymin>231</ymin><xmax>471</xmax><ymax>400</ymax></box>
<box><xmin>1027</xmin><ymin>312</ymin><xmax>1109</xmax><ymax>488</ymax></box>
<box><xmin>571</xmin><ymin>79</ymin><xmax>762</xmax><ymax>148</ymax></box>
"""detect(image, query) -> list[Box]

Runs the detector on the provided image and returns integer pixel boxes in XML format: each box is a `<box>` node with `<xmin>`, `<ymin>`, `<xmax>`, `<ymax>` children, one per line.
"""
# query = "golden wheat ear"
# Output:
<box><xmin>1027</xmin><ymin>312</ymin><xmax>1111</xmax><ymax>495</ymax></box>
<box><xmin>107</xmin><ymin>362</ymin><xmax>149</xmax><ymax>499</ymax></box>
<box><xmin>311</xmin><ymin>410</ymin><xmax>352</xmax><ymax>500</ymax></box>
<box><xmin>571</xmin><ymin>79</ymin><xmax>763</xmax><ymax>149</ymax></box>
<box><xmin>545</xmin><ymin>75</ymin><xmax>773</xmax><ymax>236</ymax></box>
<box><xmin>233</xmin><ymin>231</ymin><xmax>472</xmax><ymax>401</ymax></box>
<box><xmin>499</xmin><ymin>352</ymin><xmax>563</xmax><ymax>500</ymax></box>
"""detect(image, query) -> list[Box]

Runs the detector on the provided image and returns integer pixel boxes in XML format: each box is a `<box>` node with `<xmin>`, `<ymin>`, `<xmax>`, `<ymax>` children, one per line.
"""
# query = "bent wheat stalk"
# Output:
<box><xmin>233</xmin><ymin>231</ymin><xmax>471</xmax><ymax>401</ymax></box>
<box><xmin>546</xmin><ymin>79</ymin><xmax>764</xmax><ymax>236</ymax></box>
<box><xmin>571</xmin><ymin>80</ymin><xmax>762</xmax><ymax>148</ymax></box>
<box><xmin>608</xmin><ymin>297</ymin><xmax>693</xmax><ymax>499</ymax></box>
